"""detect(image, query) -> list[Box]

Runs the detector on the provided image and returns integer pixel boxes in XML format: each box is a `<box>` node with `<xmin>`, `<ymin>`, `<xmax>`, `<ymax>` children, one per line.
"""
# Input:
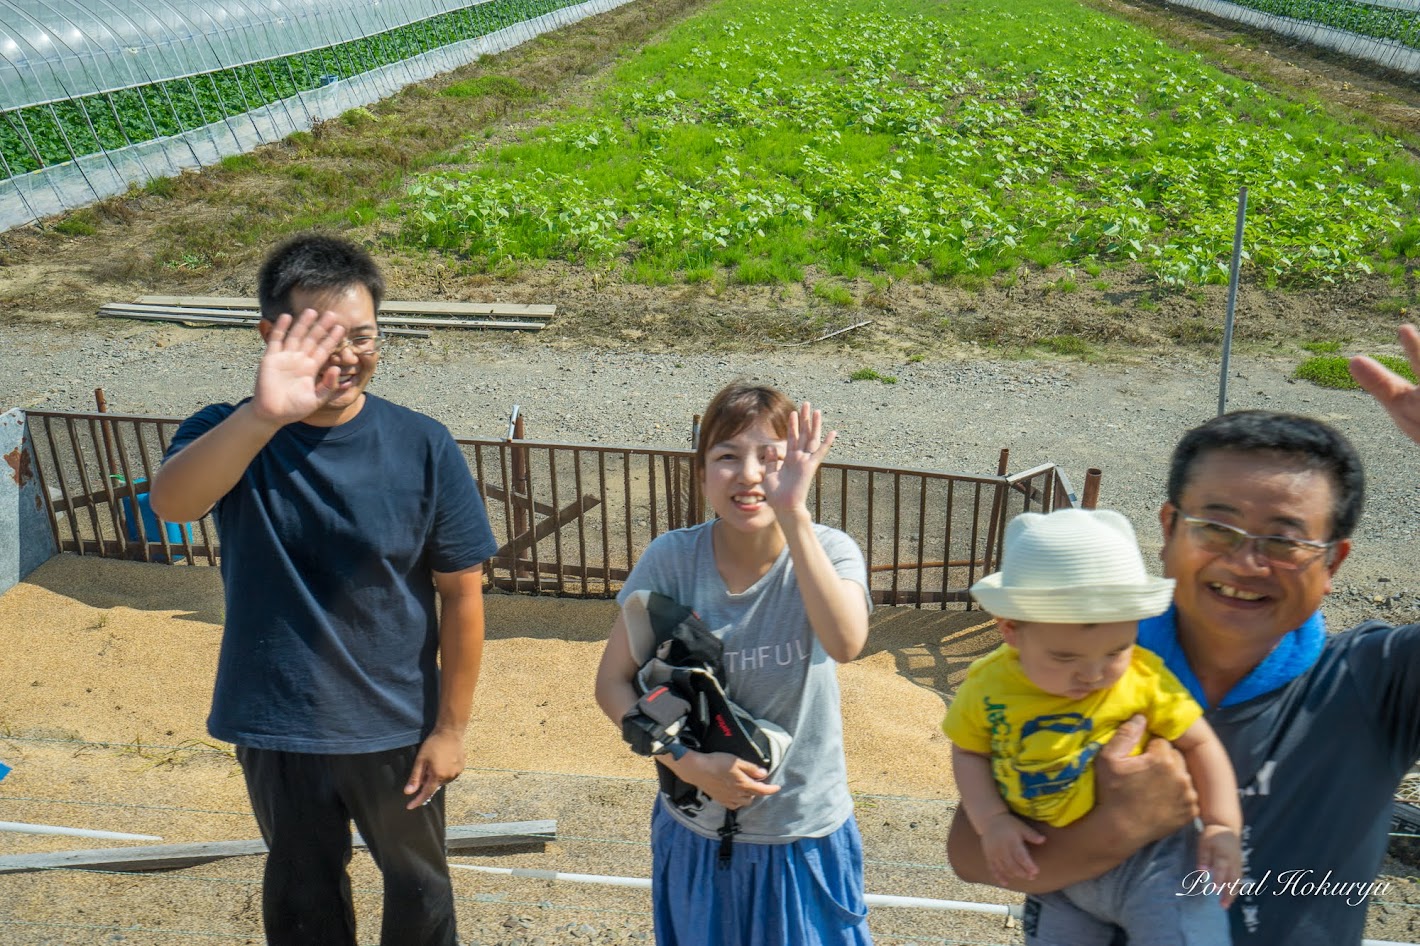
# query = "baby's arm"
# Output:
<box><xmin>951</xmin><ymin>744</ymin><xmax>1046</xmax><ymax>885</ymax></box>
<box><xmin>1173</xmin><ymin>718</ymin><xmax>1243</xmax><ymax>907</ymax></box>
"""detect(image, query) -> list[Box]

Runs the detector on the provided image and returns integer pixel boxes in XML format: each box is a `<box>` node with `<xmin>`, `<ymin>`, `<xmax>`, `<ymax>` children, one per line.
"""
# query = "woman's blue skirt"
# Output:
<box><xmin>650</xmin><ymin>798</ymin><xmax>874</xmax><ymax>946</ymax></box>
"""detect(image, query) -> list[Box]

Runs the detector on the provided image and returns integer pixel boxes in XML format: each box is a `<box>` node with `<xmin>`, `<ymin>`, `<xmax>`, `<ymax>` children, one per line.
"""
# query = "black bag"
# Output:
<box><xmin>620</xmin><ymin>590</ymin><xmax>790</xmax><ymax>814</ymax></box>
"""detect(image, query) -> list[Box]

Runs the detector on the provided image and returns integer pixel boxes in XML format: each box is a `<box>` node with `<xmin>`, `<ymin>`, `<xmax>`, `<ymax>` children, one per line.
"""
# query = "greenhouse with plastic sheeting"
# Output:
<box><xmin>0</xmin><ymin>0</ymin><xmax>631</xmax><ymax>231</ymax></box>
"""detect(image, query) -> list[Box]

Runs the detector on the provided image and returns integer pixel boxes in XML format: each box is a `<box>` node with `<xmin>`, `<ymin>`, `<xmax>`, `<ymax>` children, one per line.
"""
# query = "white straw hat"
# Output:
<box><xmin>970</xmin><ymin>509</ymin><xmax>1175</xmax><ymax>623</ymax></box>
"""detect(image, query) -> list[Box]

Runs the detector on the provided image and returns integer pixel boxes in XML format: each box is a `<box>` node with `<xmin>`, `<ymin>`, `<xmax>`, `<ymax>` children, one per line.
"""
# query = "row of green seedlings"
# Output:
<box><xmin>1214</xmin><ymin>0</ymin><xmax>1420</xmax><ymax>50</ymax></box>
<box><xmin>0</xmin><ymin>0</ymin><xmax>582</xmax><ymax>177</ymax></box>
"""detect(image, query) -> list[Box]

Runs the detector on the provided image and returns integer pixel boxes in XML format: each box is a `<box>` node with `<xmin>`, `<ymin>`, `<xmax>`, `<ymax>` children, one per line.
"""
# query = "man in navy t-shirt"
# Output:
<box><xmin>151</xmin><ymin>235</ymin><xmax>498</xmax><ymax>946</ymax></box>
<box><xmin>947</xmin><ymin>327</ymin><xmax>1420</xmax><ymax>945</ymax></box>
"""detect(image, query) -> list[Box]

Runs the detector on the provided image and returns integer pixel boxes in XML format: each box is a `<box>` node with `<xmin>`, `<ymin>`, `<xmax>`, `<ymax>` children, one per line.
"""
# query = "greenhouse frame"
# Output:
<box><xmin>0</xmin><ymin>0</ymin><xmax>632</xmax><ymax>231</ymax></box>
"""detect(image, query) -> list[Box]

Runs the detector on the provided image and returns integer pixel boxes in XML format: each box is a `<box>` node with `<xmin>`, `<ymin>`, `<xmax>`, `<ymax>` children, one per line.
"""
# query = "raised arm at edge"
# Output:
<box><xmin>778</xmin><ymin>508</ymin><xmax>869</xmax><ymax>662</ymax></box>
<box><xmin>148</xmin><ymin>403</ymin><xmax>284</xmax><ymax>523</ymax></box>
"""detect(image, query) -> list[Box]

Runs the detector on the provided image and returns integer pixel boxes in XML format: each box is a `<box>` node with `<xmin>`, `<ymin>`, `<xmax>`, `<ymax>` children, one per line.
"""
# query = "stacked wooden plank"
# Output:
<box><xmin>0</xmin><ymin>820</ymin><xmax>557</xmax><ymax>874</ymax></box>
<box><xmin>98</xmin><ymin>296</ymin><xmax>555</xmax><ymax>334</ymax></box>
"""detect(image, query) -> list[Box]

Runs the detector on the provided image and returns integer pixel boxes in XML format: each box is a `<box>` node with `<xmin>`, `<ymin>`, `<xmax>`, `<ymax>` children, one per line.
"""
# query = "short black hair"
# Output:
<box><xmin>1167</xmin><ymin>410</ymin><xmax>1365</xmax><ymax>540</ymax></box>
<box><xmin>256</xmin><ymin>234</ymin><xmax>385</xmax><ymax>321</ymax></box>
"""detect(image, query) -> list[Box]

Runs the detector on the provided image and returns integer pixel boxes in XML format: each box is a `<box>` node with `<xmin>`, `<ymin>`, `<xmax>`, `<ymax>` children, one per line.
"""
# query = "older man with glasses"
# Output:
<box><xmin>149</xmin><ymin>234</ymin><xmax>498</xmax><ymax>946</ymax></box>
<box><xmin>948</xmin><ymin>327</ymin><xmax>1420</xmax><ymax>946</ymax></box>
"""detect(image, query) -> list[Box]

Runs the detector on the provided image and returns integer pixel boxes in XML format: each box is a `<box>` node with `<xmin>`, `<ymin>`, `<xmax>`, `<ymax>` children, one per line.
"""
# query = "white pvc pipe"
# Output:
<box><xmin>450</xmin><ymin>863</ymin><xmax>1022</xmax><ymax>917</ymax></box>
<box><xmin>0</xmin><ymin>820</ymin><xmax>162</xmax><ymax>841</ymax></box>
<box><xmin>451</xmin><ymin>863</ymin><xmax>1420</xmax><ymax>941</ymax></box>
<box><xmin>452</xmin><ymin>864</ymin><xmax>654</xmax><ymax>890</ymax></box>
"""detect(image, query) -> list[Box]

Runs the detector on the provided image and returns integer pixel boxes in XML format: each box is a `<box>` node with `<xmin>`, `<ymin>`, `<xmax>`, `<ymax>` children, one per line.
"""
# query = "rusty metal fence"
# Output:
<box><xmin>23</xmin><ymin>409</ymin><xmax>1095</xmax><ymax>609</ymax></box>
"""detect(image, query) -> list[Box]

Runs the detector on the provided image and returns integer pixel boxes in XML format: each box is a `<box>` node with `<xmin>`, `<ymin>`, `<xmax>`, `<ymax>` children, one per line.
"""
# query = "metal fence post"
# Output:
<box><xmin>1081</xmin><ymin>469</ymin><xmax>1102</xmax><ymax>510</ymax></box>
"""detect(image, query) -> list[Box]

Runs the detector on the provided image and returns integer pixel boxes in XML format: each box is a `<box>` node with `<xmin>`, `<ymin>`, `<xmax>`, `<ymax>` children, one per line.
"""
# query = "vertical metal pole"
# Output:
<box><xmin>1218</xmin><ymin>186</ymin><xmax>1248</xmax><ymax>416</ymax></box>
<box><xmin>1082</xmin><ymin>469</ymin><xmax>1102</xmax><ymax>510</ymax></box>
<box><xmin>509</xmin><ymin>405</ymin><xmax>529</xmax><ymax>580</ymax></box>
<box><xmin>94</xmin><ymin>388</ymin><xmax>120</xmax><ymax>486</ymax></box>
<box><xmin>690</xmin><ymin>413</ymin><xmax>703</xmax><ymax>524</ymax></box>
<box><xmin>513</xmin><ymin>415</ymin><xmax>528</xmax><ymax>530</ymax></box>
<box><xmin>981</xmin><ymin>449</ymin><xmax>1010</xmax><ymax>573</ymax></box>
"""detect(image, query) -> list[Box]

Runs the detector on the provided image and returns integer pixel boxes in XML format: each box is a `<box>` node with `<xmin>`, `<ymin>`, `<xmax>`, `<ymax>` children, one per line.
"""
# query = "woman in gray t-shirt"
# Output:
<box><xmin>595</xmin><ymin>382</ymin><xmax>875</xmax><ymax>946</ymax></box>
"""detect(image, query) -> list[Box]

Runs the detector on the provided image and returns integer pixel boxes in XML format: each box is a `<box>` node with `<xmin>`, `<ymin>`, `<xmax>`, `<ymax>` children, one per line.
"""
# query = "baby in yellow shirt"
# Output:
<box><xmin>943</xmin><ymin>508</ymin><xmax>1241</xmax><ymax>944</ymax></box>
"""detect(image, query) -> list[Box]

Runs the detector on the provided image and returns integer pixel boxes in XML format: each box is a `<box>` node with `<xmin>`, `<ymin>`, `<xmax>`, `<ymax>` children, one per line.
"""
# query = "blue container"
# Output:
<box><xmin>119</xmin><ymin>478</ymin><xmax>193</xmax><ymax>562</ymax></box>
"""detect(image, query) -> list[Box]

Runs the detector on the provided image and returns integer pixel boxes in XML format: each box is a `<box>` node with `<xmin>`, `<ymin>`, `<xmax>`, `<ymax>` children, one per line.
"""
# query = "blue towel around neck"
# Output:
<box><xmin>1138</xmin><ymin>604</ymin><xmax>1326</xmax><ymax>709</ymax></box>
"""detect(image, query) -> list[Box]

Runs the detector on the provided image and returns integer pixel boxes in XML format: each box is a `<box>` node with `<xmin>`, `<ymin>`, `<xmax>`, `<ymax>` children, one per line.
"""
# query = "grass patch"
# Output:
<box><xmin>1036</xmin><ymin>335</ymin><xmax>1093</xmax><ymax>356</ymax></box>
<box><xmin>1171</xmin><ymin>317</ymin><xmax>1223</xmax><ymax>344</ymax></box>
<box><xmin>340</xmin><ymin>107</ymin><xmax>380</xmax><ymax>127</ymax></box>
<box><xmin>813</xmin><ymin>281</ymin><xmax>855</xmax><ymax>306</ymax></box>
<box><xmin>849</xmin><ymin>367</ymin><xmax>898</xmax><ymax>383</ymax></box>
<box><xmin>442</xmin><ymin>75</ymin><xmax>540</xmax><ymax>100</ymax></box>
<box><xmin>734</xmin><ymin>258</ymin><xmax>787</xmax><ymax>285</ymax></box>
<box><xmin>144</xmin><ymin>176</ymin><xmax>178</xmax><ymax>198</ymax></box>
<box><xmin>218</xmin><ymin>154</ymin><xmax>259</xmax><ymax>173</ymax></box>
<box><xmin>52</xmin><ymin>213</ymin><xmax>97</xmax><ymax>236</ymax></box>
<box><xmin>1301</xmin><ymin>340</ymin><xmax>1341</xmax><ymax>354</ymax></box>
<box><xmin>1294</xmin><ymin>354</ymin><xmax>1418</xmax><ymax>389</ymax></box>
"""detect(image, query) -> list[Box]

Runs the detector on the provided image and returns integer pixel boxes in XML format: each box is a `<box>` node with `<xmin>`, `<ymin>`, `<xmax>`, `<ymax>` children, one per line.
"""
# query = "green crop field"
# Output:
<box><xmin>399</xmin><ymin>0</ymin><xmax>1420</xmax><ymax>288</ymax></box>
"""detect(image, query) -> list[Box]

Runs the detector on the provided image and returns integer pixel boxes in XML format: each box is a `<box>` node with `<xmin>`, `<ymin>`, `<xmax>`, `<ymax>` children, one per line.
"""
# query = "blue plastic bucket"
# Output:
<box><xmin>119</xmin><ymin>478</ymin><xmax>192</xmax><ymax>562</ymax></box>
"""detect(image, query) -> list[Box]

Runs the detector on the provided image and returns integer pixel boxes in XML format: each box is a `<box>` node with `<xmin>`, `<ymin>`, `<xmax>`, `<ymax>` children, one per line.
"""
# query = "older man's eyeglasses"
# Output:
<box><xmin>330</xmin><ymin>333</ymin><xmax>384</xmax><ymax>356</ymax></box>
<box><xmin>1176</xmin><ymin>512</ymin><xmax>1333</xmax><ymax>569</ymax></box>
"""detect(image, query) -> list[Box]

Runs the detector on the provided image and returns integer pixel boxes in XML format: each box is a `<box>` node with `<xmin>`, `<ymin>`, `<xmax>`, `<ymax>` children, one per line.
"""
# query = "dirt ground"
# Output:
<box><xmin>2</xmin><ymin>555</ymin><xmax>1420</xmax><ymax>945</ymax></box>
<box><xmin>0</xmin><ymin>554</ymin><xmax>998</xmax><ymax>945</ymax></box>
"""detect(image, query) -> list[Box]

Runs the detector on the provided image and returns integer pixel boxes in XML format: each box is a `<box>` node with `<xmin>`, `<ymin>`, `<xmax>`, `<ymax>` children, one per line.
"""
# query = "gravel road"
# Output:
<box><xmin>3</xmin><ymin>318</ymin><xmax>1417</xmax><ymax>628</ymax></box>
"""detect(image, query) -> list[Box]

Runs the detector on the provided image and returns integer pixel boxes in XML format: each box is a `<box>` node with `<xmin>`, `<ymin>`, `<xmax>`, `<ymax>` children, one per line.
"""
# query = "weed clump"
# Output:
<box><xmin>1036</xmin><ymin>335</ymin><xmax>1092</xmax><ymax>356</ymax></box>
<box><xmin>849</xmin><ymin>367</ymin><xmax>898</xmax><ymax>384</ymax></box>
<box><xmin>1294</xmin><ymin>355</ymin><xmax>1417</xmax><ymax>389</ymax></box>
